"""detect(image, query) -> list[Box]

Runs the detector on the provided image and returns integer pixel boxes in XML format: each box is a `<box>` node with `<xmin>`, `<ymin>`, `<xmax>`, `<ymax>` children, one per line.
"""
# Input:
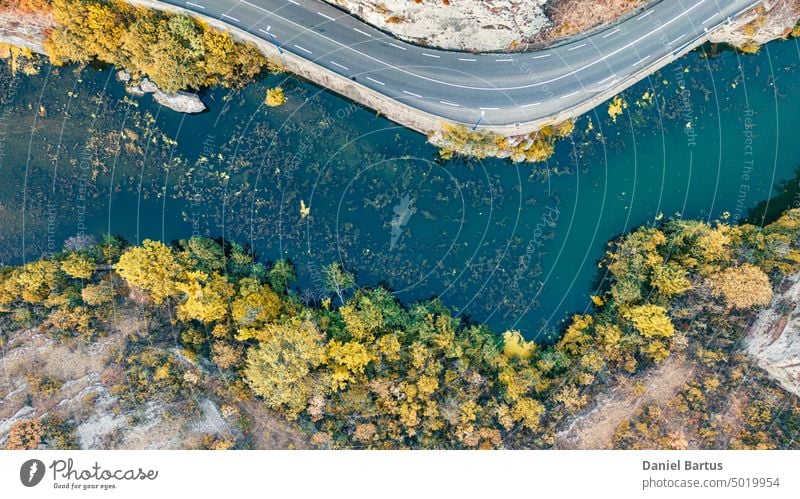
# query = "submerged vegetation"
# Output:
<box><xmin>3</xmin><ymin>207</ymin><xmax>800</xmax><ymax>448</ymax></box>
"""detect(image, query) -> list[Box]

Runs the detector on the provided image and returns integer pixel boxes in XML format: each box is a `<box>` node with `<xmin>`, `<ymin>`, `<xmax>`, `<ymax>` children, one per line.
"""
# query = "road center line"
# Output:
<box><xmin>367</xmin><ymin>77</ymin><xmax>385</xmax><ymax>85</ymax></box>
<box><xmin>294</xmin><ymin>44</ymin><xmax>312</xmax><ymax>54</ymax></box>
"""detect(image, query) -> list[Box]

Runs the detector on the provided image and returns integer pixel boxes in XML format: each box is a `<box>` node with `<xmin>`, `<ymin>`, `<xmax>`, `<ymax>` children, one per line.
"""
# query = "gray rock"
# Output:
<box><xmin>125</xmin><ymin>84</ymin><xmax>146</xmax><ymax>96</ymax></box>
<box><xmin>138</xmin><ymin>78</ymin><xmax>159</xmax><ymax>94</ymax></box>
<box><xmin>746</xmin><ymin>273</ymin><xmax>800</xmax><ymax>398</ymax></box>
<box><xmin>115</xmin><ymin>69</ymin><xmax>131</xmax><ymax>83</ymax></box>
<box><xmin>153</xmin><ymin>90</ymin><xmax>207</xmax><ymax>114</ymax></box>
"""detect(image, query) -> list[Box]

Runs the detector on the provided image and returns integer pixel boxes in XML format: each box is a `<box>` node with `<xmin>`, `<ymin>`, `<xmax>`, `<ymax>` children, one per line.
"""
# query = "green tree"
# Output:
<box><xmin>268</xmin><ymin>259</ymin><xmax>296</xmax><ymax>293</ymax></box>
<box><xmin>322</xmin><ymin>262</ymin><xmax>356</xmax><ymax>305</ymax></box>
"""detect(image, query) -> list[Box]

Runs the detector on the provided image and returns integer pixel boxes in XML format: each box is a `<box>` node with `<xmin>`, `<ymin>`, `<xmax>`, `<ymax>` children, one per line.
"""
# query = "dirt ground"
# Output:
<box><xmin>0</xmin><ymin>310</ymin><xmax>307</xmax><ymax>450</ymax></box>
<box><xmin>555</xmin><ymin>354</ymin><xmax>694</xmax><ymax>449</ymax></box>
<box><xmin>533</xmin><ymin>0</ymin><xmax>648</xmax><ymax>45</ymax></box>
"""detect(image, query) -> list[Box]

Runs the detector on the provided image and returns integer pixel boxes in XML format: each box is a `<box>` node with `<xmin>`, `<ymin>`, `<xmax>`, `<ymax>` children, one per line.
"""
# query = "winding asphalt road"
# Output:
<box><xmin>162</xmin><ymin>0</ymin><xmax>761</xmax><ymax>128</ymax></box>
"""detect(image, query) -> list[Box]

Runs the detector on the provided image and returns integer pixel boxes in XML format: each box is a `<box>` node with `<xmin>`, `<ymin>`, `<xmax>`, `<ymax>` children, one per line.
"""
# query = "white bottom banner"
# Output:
<box><xmin>1</xmin><ymin>451</ymin><xmax>798</xmax><ymax>498</ymax></box>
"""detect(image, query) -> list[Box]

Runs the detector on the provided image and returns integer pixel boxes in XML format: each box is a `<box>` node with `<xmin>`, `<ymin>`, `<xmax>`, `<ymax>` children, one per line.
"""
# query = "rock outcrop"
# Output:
<box><xmin>746</xmin><ymin>273</ymin><xmax>800</xmax><ymax>398</ymax></box>
<box><xmin>119</xmin><ymin>72</ymin><xmax>207</xmax><ymax>114</ymax></box>
<box><xmin>324</xmin><ymin>0</ymin><xmax>550</xmax><ymax>52</ymax></box>
<box><xmin>0</xmin><ymin>9</ymin><xmax>52</xmax><ymax>54</ymax></box>
<box><xmin>708</xmin><ymin>0</ymin><xmax>800</xmax><ymax>51</ymax></box>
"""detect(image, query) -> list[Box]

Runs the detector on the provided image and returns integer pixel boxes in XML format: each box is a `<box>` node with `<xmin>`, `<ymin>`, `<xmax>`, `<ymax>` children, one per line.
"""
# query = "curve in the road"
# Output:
<box><xmin>162</xmin><ymin>0</ymin><xmax>762</xmax><ymax>130</ymax></box>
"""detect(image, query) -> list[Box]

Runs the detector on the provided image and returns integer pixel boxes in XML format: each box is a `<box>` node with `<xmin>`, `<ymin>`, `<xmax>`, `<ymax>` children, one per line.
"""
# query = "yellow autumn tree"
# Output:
<box><xmin>176</xmin><ymin>270</ymin><xmax>234</xmax><ymax>324</ymax></box>
<box><xmin>707</xmin><ymin>263</ymin><xmax>773</xmax><ymax>309</ymax></box>
<box><xmin>244</xmin><ymin>318</ymin><xmax>326</xmax><ymax>418</ymax></box>
<box><xmin>5</xmin><ymin>419</ymin><xmax>44</xmax><ymax>450</ymax></box>
<box><xmin>61</xmin><ymin>252</ymin><xmax>95</xmax><ymax>279</ymax></box>
<box><xmin>326</xmin><ymin>340</ymin><xmax>374</xmax><ymax>390</ymax></box>
<box><xmin>623</xmin><ymin>304</ymin><xmax>674</xmax><ymax>339</ymax></box>
<box><xmin>650</xmin><ymin>262</ymin><xmax>692</xmax><ymax>297</ymax></box>
<box><xmin>511</xmin><ymin>397</ymin><xmax>545</xmax><ymax>431</ymax></box>
<box><xmin>115</xmin><ymin>240</ymin><xmax>184</xmax><ymax>304</ymax></box>
<box><xmin>13</xmin><ymin>260</ymin><xmax>62</xmax><ymax>303</ymax></box>
<box><xmin>231</xmin><ymin>278</ymin><xmax>282</xmax><ymax>326</ymax></box>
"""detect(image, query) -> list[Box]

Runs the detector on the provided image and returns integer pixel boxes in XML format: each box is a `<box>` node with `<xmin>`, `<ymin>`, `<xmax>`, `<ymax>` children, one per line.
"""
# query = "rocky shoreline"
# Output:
<box><xmin>116</xmin><ymin>70</ymin><xmax>206</xmax><ymax>114</ymax></box>
<box><xmin>1</xmin><ymin>0</ymin><xmax>797</xmax><ymax>150</ymax></box>
<box><xmin>0</xmin><ymin>8</ymin><xmax>206</xmax><ymax>114</ymax></box>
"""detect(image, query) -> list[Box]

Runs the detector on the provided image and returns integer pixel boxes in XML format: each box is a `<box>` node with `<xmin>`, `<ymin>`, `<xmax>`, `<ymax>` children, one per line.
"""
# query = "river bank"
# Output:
<box><xmin>2</xmin><ymin>0</ymin><xmax>797</xmax><ymax>156</ymax></box>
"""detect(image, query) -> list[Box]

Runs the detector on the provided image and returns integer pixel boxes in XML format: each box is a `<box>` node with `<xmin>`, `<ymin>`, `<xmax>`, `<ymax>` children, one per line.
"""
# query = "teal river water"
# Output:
<box><xmin>0</xmin><ymin>39</ymin><xmax>798</xmax><ymax>342</ymax></box>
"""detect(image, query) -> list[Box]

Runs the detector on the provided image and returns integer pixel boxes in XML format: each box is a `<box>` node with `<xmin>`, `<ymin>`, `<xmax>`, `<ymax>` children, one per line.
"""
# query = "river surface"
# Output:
<box><xmin>1</xmin><ymin>39</ymin><xmax>798</xmax><ymax>342</ymax></box>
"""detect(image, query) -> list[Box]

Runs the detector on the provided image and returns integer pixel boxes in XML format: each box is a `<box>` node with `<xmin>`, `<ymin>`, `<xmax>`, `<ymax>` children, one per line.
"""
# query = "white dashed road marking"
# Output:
<box><xmin>598</xmin><ymin>74</ymin><xmax>617</xmax><ymax>85</ymax></box>
<box><xmin>367</xmin><ymin>77</ymin><xmax>385</xmax><ymax>85</ymax></box>
<box><xmin>294</xmin><ymin>44</ymin><xmax>312</xmax><ymax>54</ymax></box>
<box><xmin>667</xmin><ymin>34</ymin><xmax>686</xmax><ymax>45</ymax></box>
